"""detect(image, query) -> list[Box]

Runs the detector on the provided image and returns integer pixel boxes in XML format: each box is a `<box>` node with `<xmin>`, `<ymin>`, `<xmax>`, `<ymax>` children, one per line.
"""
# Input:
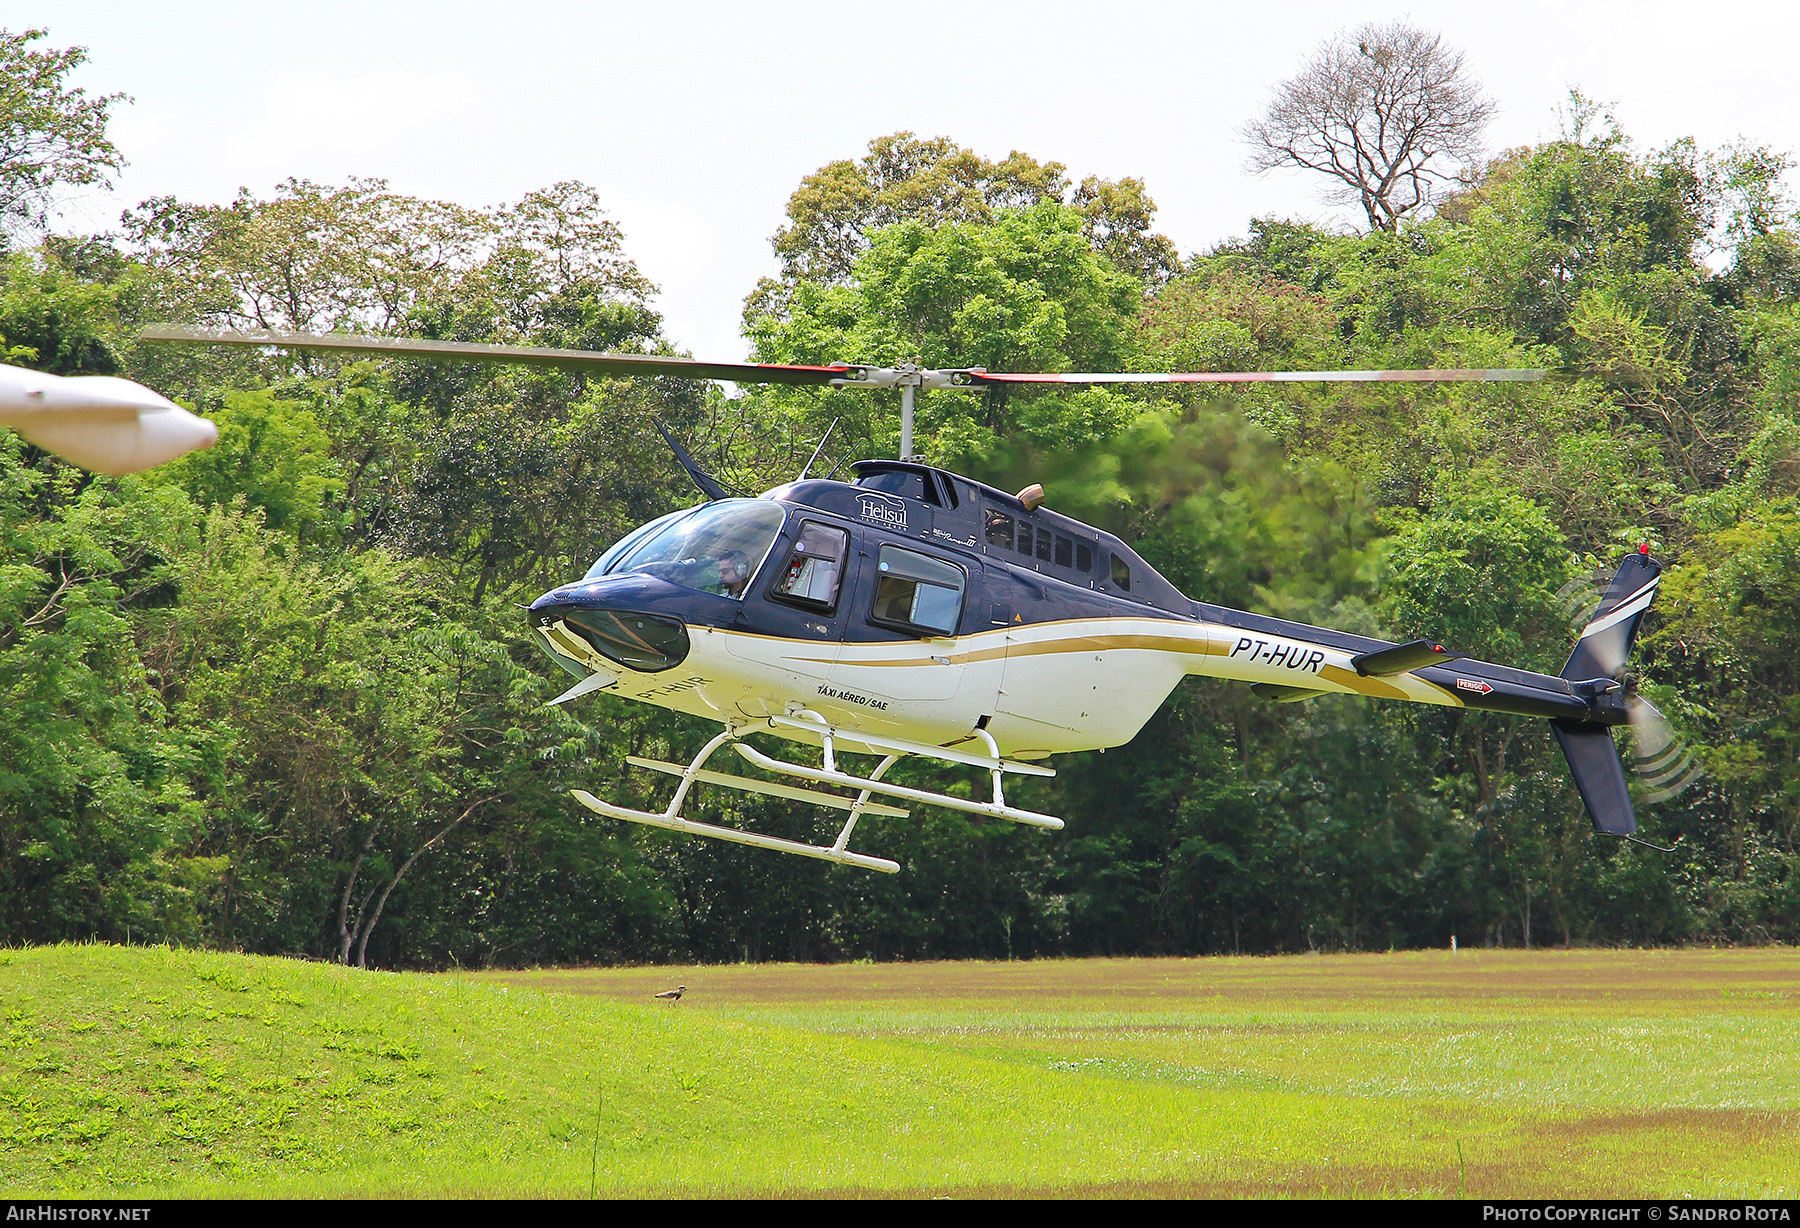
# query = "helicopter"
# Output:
<box><xmin>15</xmin><ymin>325</ymin><xmax>1694</xmax><ymax>874</ymax></box>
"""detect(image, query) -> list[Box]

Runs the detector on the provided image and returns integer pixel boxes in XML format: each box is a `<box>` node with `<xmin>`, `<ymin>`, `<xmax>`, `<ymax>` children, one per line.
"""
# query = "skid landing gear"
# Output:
<box><xmin>569</xmin><ymin>712</ymin><xmax>1061</xmax><ymax>873</ymax></box>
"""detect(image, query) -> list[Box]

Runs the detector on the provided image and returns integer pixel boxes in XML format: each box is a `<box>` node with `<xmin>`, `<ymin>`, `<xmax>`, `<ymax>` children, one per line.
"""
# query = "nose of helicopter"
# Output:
<box><xmin>527</xmin><ymin>577</ymin><xmax>693</xmax><ymax>677</ymax></box>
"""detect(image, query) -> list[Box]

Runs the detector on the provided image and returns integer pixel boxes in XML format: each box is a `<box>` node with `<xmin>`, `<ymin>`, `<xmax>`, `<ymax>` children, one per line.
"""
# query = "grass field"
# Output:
<box><xmin>2</xmin><ymin>944</ymin><xmax>1798</xmax><ymax>1198</ymax></box>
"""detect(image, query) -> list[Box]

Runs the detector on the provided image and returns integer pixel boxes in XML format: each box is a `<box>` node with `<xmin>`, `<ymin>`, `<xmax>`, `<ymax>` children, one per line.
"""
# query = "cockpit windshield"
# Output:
<box><xmin>588</xmin><ymin>499</ymin><xmax>785</xmax><ymax>599</ymax></box>
<box><xmin>583</xmin><ymin>508</ymin><xmax>690</xmax><ymax>581</ymax></box>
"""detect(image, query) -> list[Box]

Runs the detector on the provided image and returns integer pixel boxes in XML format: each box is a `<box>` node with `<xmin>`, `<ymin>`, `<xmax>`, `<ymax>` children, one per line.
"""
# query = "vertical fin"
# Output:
<box><xmin>1561</xmin><ymin>548</ymin><xmax>1662</xmax><ymax>682</ymax></box>
<box><xmin>1552</xmin><ymin>547</ymin><xmax>1664</xmax><ymax>837</ymax></box>
<box><xmin>1551</xmin><ymin>719</ymin><xmax>1637</xmax><ymax>836</ymax></box>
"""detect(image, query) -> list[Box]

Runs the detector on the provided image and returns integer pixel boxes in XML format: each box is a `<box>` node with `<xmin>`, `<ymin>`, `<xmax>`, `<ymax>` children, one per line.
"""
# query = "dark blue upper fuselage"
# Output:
<box><xmin>526</xmin><ymin>459</ymin><xmax>1187</xmax><ymax>678</ymax></box>
<box><xmin>526</xmin><ymin>458</ymin><xmax>1610</xmax><ymax>729</ymax></box>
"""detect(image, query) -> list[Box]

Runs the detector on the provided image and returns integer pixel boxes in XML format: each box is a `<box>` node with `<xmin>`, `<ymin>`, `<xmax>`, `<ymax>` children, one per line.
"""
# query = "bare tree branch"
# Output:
<box><xmin>1241</xmin><ymin>21</ymin><xmax>1495</xmax><ymax>232</ymax></box>
<box><xmin>350</xmin><ymin>794</ymin><xmax>507</xmax><ymax>969</ymax></box>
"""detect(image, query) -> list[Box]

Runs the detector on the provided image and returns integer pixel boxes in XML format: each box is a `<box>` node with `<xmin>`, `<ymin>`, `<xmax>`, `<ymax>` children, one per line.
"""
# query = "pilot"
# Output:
<box><xmin>716</xmin><ymin>549</ymin><xmax>750</xmax><ymax>598</ymax></box>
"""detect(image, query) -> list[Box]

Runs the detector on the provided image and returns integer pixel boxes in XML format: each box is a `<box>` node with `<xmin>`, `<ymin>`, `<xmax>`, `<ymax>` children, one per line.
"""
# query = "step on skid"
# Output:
<box><xmin>568</xmin><ymin>710</ymin><xmax>1063</xmax><ymax>872</ymax></box>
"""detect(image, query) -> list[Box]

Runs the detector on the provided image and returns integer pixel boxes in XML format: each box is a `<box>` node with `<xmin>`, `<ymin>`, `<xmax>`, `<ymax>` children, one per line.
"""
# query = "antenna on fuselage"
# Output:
<box><xmin>798</xmin><ymin>418</ymin><xmax>839</xmax><ymax>480</ymax></box>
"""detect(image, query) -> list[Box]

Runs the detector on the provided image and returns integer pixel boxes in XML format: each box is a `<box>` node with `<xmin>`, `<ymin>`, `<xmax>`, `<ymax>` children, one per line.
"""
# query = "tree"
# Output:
<box><xmin>123</xmin><ymin>177</ymin><xmax>661</xmax><ymax>368</ymax></box>
<box><xmin>746</xmin><ymin>203</ymin><xmax>1143</xmax><ymax>460</ymax></box>
<box><xmin>122</xmin><ymin>177</ymin><xmax>696</xmax><ymax>586</ymax></box>
<box><xmin>756</xmin><ymin>132</ymin><xmax>1178</xmax><ymax>298</ymax></box>
<box><xmin>1241</xmin><ymin>21</ymin><xmax>1495</xmax><ymax>233</ymax></box>
<box><xmin>124</xmin><ymin>178</ymin><xmax>493</xmax><ymax>337</ymax></box>
<box><xmin>0</xmin><ymin>28</ymin><xmax>127</xmax><ymax>238</ymax></box>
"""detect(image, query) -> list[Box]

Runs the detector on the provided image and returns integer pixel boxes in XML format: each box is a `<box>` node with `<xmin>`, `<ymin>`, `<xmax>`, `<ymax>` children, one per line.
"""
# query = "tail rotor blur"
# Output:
<box><xmin>1555</xmin><ymin>568</ymin><xmax>1610</xmax><ymax>639</ymax></box>
<box><xmin>1553</xmin><ymin>546</ymin><xmax>1704</xmax><ymax>837</ymax></box>
<box><xmin>1623</xmin><ymin>693</ymin><xmax>1703</xmax><ymax>803</ymax></box>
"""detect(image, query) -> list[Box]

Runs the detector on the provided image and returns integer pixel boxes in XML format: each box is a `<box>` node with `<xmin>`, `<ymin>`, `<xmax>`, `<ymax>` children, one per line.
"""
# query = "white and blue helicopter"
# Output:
<box><xmin>8</xmin><ymin>328</ymin><xmax>1697</xmax><ymax>873</ymax></box>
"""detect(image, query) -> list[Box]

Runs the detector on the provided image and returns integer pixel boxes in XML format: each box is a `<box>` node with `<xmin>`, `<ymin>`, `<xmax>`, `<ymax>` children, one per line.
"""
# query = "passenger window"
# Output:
<box><xmin>771</xmin><ymin>521</ymin><xmax>849</xmax><ymax>611</ymax></box>
<box><xmin>1055</xmin><ymin>535</ymin><xmax>1072</xmax><ymax>568</ymax></box>
<box><xmin>870</xmin><ymin>545</ymin><xmax>966</xmax><ymax>636</ymax></box>
<box><xmin>1110</xmin><ymin>552</ymin><xmax>1132</xmax><ymax>591</ymax></box>
<box><xmin>1036</xmin><ymin>527</ymin><xmax>1053</xmax><ymax>562</ymax></box>
<box><xmin>984</xmin><ymin>509</ymin><xmax>1015</xmax><ymax>549</ymax></box>
<box><xmin>1015</xmin><ymin>522</ymin><xmax>1033</xmax><ymax>555</ymax></box>
<box><xmin>1077</xmin><ymin>543</ymin><xmax>1094</xmax><ymax>573</ymax></box>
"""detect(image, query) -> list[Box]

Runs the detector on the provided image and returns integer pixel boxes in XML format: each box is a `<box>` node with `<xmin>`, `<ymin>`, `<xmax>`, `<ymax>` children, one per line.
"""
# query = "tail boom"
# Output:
<box><xmin>1189</xmin><ymin>547</ymin><xmax>1665</xmax><ymax>838</ymax></box>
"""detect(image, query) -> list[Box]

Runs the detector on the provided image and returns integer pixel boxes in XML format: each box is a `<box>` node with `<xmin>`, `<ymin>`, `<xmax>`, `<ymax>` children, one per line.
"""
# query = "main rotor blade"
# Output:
<box><xmin>140</xmin><ymin>327</ymin><xmax>1546</xmax><ymax>388</ymax></box>
<box><xmin>138</xmin><ymin>326</ymin><xmax>854</xmax><ymax>387</ymax></box>
<box><xmin>1</xmin><ymin>362</ymin><xmax>218</xmax><ymax>474</ymax></box>
<box><xmin>968</xmin><ymin>368</ymin><xmax>1545</xmax><ymax>385</ymax></box>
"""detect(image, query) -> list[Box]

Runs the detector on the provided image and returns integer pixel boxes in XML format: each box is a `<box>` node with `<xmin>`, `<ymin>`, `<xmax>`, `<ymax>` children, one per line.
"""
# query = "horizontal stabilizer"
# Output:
<box><xmin>1551</xmin><ymin>719</ymin><xmax>1637</xmax><ymax>836</ymax></box>
<box><xmin>1</xmin><ymin>363</ymin><xmax>219</xmax><ymax>475</ymax></box>
<box><xmin>1251</xmin><ymin>682</ymin><xmax>1331</xmax><ymax>703</ymax></box>
<box><xmin>1352</xmin><ymin>638</ymin><xmax>1463</xmax><ymax>677</ymax></box>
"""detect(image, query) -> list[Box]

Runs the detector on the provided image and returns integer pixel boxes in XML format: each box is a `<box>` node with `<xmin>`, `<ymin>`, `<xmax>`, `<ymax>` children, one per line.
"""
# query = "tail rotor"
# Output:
<box><xmin>1555</xmin><ymin>567</ymin><xmax>1611</xmax><ymax>643</ymax></box>
<box><xmin>1553</xmin><ymin>546</ymin><xmax>1702</xmax><ymax>837</ymax></box>
<box><xmin>1623</xmin><ymin>693</ymin><xmax>1703</xmax><ymax>803</ymax></box>
<box><xmin>1558</xmin><ymin>553</ymin><xmax>1704</xmax><ymax>804</ymax></box>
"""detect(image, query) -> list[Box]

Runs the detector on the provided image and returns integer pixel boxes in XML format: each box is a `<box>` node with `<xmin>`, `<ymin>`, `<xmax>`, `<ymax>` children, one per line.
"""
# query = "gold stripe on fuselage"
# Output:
<box><xmin>718</xmin><ymin>617</ymin><xmax>1464</xmax><ymax>707</ymax></box>
<box><xmin>821</xmin><ymin>619</ymin><xmax>1222</xmax><ymax>669</ymax></box>
<box><xmin>1316</xmin><ymin>663</ymin><xmax>1423</xmax><ymax>703</ymax></box>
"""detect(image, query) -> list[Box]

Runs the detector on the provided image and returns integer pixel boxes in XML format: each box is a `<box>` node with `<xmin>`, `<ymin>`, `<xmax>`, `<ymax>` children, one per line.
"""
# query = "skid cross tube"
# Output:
<box><xmin>766</xmin><ymin>713</ymin><xmax>1055</xmax><ymax>776</ymax></box>
<box><xmin>834</xmin><ymin>754</ymin><xmax>902</xmax><ymax>854</ymax></box>
<box><xmin>624</xmin><ymin>755</ymin><xmax>909</xmax><ymax>817</ymax></box>
<box><xmin>733</xmin><ymin>742</ymin><xmax>1065</xmax><ymax>830</ymax></box>
<box><xmin>751</xmin><ymin>710</ymin><xmax>1064</xmax><ymax>828</ymax></box>
<box><xmin>569</xmin><ymin>712</ymin><xmax>1068</xmax><ymax>872</ymax></box>
<box><xmin>970</xmin><ymin>726</ymin><xmax>1011</xmax><ymax>810</ymax></box>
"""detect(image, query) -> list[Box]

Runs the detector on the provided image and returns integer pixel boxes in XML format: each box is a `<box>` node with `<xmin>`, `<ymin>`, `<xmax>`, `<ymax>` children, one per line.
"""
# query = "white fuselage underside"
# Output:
<box><xmin>561</xmin><ymin>616</ymin><xmax>1461</xmax><ymax>759</ymax></box>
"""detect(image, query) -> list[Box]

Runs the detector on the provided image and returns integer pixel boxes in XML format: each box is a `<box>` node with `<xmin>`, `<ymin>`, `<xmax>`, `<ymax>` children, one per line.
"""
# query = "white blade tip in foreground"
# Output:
<box><xmin>0</xmin><ymin>364</ymin><xmax>218</xmax><ymax>474</ymax></box>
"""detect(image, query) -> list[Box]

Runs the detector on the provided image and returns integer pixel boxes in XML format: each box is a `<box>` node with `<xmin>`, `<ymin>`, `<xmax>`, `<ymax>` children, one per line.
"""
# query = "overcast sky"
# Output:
<box><xmin>28</xmin><ymin>0</ymin><xmax>1800</xmax><ymax>362</ymax></box>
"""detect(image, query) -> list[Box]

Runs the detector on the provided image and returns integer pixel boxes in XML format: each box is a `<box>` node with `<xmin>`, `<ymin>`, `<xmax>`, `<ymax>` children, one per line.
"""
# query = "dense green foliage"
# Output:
<box><xmin>4</xmin><ymin>70</ymin><xmax>1800</xmax><ymax>965</ymax></box>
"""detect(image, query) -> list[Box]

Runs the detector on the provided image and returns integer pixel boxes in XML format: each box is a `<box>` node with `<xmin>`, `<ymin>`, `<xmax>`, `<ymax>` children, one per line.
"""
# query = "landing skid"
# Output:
<box><xmin>569</xmin><ymin>712</ymin><xmax>1062</xmax><ymax>872</ymax></box>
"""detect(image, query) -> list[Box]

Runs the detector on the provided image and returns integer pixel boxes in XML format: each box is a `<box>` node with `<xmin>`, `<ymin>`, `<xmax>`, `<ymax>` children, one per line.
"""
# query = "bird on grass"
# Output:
<box><xmin>654</xmin><ymin>985</ymin><xmax>686</xmax><ymax>1003</ymax></box>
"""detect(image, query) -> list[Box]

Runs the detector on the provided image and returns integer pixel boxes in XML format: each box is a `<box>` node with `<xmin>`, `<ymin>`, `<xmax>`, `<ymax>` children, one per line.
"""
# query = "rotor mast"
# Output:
<box><xmin>828</xmin><ymin>360</ymin><xmax>973</xmax><ymax>462</ymax></box>
<box><xmin>900</xmin><ymin>382</ymin><xmax>914</xmax><ymax>460</ymax></box>
<box><xmin>898</xmin><ymin>369</ymin><xmax>922</xmax><ymax>460</ymax></box>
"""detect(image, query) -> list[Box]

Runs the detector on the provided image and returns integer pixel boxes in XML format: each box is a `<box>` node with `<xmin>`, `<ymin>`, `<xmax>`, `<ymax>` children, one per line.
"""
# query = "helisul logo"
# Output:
<box><xmin>856</xmin><ymin>491</ymin><xmax>907</xmax><ymax>530</ymax></box>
